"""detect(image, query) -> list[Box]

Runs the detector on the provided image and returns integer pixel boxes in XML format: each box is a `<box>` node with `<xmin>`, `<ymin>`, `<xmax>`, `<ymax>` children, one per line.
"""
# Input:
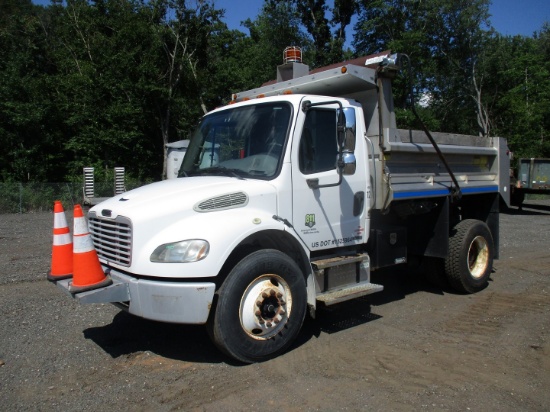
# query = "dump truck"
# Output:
<box><xmin>55</xmin><ymin>49</ymin><xmax>511</xmax><ymax>363</ymax></box>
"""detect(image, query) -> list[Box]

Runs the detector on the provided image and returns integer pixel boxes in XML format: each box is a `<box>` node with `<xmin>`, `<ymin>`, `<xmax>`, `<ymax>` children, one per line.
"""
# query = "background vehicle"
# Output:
<box><xmin>510</xmin><ymin>157</ymin><xmax>550</xmax><ymax>208</ymax></box>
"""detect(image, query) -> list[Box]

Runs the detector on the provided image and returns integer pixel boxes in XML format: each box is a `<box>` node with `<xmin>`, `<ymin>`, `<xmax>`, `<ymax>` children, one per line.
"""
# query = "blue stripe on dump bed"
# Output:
<box><xmin>462</xmin><ymin>186</ymin><xmax>499</xmax><ymax>194</ymax></box>
<box><xmin>393</xmin><ymin>185</ymin><xmax>498</xmax><ymax>200</ymax></box>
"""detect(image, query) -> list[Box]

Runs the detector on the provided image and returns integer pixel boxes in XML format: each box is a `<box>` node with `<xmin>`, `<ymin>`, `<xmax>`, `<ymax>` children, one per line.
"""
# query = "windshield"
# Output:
<box><xmin>179</xmin><ymin>102</ymin><xmax>292</xmax><ymax>179</ymax></box>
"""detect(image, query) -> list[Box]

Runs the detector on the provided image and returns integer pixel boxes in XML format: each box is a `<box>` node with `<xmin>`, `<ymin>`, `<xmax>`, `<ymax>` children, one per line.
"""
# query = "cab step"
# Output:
<box><xmin>312</xmin><ymin>253</ymin><xmax>367</xmax><ymax>270</ymax></box>
<box><xmin>316</xmin><ymin>282</ymin><xmax>383</xmax><ymax>306</ymax></box>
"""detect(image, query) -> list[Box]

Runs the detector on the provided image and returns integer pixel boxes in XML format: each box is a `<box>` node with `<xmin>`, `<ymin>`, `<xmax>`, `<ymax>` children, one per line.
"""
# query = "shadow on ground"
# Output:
<box><xmin>502</xmin><ymin>201</ymin><xmax>550</xmax><ymax>215</ymax></box>
<box><xmin>83</xmin><ymin>266</ymin><xmax>447</xmax><ymax>364</ymax></box>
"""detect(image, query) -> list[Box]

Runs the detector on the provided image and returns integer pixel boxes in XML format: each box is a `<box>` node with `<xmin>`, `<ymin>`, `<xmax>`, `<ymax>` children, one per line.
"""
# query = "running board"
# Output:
<box><xmin>312</xmin><ymin>254</ymin><xmax>367</xmax><ymax>269</ymax></box>
<box><xmin>316</xmin><ymin>282</ymin><xmax>383</xmax><ymax>306</ymax></box>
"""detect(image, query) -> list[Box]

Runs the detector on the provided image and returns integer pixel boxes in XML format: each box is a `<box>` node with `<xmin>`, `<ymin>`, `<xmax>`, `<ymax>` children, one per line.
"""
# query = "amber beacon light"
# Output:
<box><xmin>283</xmin><ymin>46</ymin><xmax>302</xmax><ymax>64</ymax></box>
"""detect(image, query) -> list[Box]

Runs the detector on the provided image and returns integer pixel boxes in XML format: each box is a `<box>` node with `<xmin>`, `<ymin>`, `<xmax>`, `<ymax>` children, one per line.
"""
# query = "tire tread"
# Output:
<box><xmin>445</xmin><ymin>219</ymin><xmax>493</xmax><ymax>294</ymax></box>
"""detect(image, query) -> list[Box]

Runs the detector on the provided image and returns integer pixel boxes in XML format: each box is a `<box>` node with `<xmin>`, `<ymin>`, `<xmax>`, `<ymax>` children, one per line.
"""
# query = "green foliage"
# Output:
<box><xmin>354</xmin><ymin>0</ymin><xmax>493</xmax><ymax>134</ymax></box>
<box><xmin>0</xmin><ymin>0</ymin><xmax>548</xmax><ymax>187</ymax></box>
<box><xmin>0</xmin><ymin>0</ymin><xmax>225</xmax><ymax>182</ymax></box>
<box><xmin>353</xmin><ymin>0</ymin><xmax>549</xmax><ymax>158</ymax></box>
<box><xmin>239</xmin><ymin>1</ymin><xmax>309</xmax><ymax>86</ymax></box>
<box><xmin>269</xmin><ymin>0</ymin><xmax>356</xmax><ymax>67</ymax></box>
<box><xmin>0</xmin><ymin>182</ymin><xmax>80</xmax><ymax>213</ymax></box>
<box><xmin>483</xmin><ymin>29</ymin><xmax>550</xmax><ymax>158</ymax></box>
<box><xmin>0</xmin><ymin>179</ymin><xmax>151</xmax><ymax>213</ymax></box>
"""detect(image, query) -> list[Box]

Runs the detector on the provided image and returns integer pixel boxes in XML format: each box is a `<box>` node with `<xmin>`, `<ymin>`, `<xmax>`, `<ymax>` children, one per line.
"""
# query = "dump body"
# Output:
<box><xmin>376</xmin><ymin>129</ymin><xmax>510</xmax><ymax>208</ymax></box>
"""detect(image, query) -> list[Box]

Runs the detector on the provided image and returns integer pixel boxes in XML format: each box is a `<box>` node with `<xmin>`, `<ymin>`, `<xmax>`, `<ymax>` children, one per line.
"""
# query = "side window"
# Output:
<box><xmin>299</xmin><ymin>109</ymin><xmax>338</xmax><ymax>174</ymax></box>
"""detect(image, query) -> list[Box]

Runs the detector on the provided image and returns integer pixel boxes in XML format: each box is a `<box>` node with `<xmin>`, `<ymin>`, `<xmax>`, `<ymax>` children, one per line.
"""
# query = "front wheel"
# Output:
<box><xmin>445</xmin><ymin>219</ymin><xmax>494</xmax><ymax>293</ymax></box>
<box><xmin>207</xmin><ymin>249</ymin><xmax>307</xmax><ymax>363</ymax></box>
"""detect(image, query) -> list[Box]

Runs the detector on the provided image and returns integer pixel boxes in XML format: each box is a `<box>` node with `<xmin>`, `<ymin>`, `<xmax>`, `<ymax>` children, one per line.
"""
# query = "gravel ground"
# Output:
<box><xmin>1</xmin><ymin>200</ymin><xmax>549</xmax><ymax>411</ymax></box>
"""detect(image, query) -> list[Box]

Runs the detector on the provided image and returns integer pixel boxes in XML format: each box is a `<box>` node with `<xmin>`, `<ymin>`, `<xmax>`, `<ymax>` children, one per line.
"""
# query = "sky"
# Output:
<box><xmin>32</xmin><ymin>0</ymin><xmax>550</xmax><ymax>38</ymax></box>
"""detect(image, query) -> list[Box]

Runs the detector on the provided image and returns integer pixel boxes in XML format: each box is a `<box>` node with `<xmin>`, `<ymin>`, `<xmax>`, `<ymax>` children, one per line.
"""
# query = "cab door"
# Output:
<box><xmin>291</xmin><ymin>97</ymin><xmax>367</xmax><ymax>251</ymax></box>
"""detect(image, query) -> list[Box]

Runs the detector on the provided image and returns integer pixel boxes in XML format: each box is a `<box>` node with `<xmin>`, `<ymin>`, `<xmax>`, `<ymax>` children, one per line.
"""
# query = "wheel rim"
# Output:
<box><xmin>467</xmin><ymin>235</ymin><xmax>489</xmax><ymax>279</ymax></box>
<box><xmin>239</xmin><ymin>274</ymin><xmax>292</xmax><ymax>340</ymax></box>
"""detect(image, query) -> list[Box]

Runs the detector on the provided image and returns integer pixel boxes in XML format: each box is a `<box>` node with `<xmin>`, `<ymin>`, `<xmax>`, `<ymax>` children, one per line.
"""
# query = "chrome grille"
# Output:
<box><xmin>194</xmin><ymin>192</ymin><xmax>248</xmax><ymax>212</ymax></box>
<box><xmin>88</xmin><ymin>213</ymin><xmax>132</xmax><ymax>266</ymax></box>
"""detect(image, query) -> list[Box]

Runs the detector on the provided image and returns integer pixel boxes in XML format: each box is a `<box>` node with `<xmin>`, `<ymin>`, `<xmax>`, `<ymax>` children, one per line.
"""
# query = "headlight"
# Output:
<box><xmin>150</xmin><ymin>239</ymin><xmax>209</xmax><ymax>263</ymax></box>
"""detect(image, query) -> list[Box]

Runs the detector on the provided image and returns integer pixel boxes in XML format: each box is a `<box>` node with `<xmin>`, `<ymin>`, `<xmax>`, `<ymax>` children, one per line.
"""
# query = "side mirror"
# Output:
<box><xmin>337</xmin><ymin>109</ymin><xmax>346</xmax><ymax>148</ymax></box>
<box><xmin>338</xmin><ymin>108</ymin><xmax>356</xmax><ymax>175</ymax></box>
<box><xmin>342</xmin><ymin>107</ymin><xmax>356</xmax><ymax>151</ymax></box>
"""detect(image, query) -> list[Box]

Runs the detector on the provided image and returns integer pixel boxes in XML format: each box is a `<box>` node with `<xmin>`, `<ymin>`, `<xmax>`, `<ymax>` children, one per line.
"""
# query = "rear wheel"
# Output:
<box><xmin>445</xmin><ymin>219</ymin><xmax>494</xmax><ymax>293</ymax></box>
<box><xmin>207</xmin><ymin>249</ymin><xmax>307</xmax><ymax>363</ymax></box>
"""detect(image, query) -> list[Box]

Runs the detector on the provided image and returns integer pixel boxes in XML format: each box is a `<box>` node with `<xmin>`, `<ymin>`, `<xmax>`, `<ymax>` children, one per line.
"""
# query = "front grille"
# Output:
<box><xmin>88</xmin><ymin>213</ymin><xmax>132</xmax><ymax>266</ymax></box>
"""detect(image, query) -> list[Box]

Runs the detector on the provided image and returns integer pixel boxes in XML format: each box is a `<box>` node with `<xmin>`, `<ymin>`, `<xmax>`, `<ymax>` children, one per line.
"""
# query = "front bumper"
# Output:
<box><xmin>56</xmin><ymin>267</ymin><xmax>215</xmax><ymax>324</ymax></box>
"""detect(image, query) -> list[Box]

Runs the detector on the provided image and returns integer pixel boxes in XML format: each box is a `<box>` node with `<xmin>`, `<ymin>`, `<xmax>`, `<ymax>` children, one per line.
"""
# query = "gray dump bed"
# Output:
<box><xmin>371</xmin><ymin>128</ymin><xmax>510</xmax><ymax>209</ymax></box>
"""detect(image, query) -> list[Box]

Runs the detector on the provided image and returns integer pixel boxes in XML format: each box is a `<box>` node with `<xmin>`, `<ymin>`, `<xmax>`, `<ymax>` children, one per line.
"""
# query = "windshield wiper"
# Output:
<box><xmin>198</xmin><ymin>166</ymin><xmax>246</xmax><ymax>180</ymax></box>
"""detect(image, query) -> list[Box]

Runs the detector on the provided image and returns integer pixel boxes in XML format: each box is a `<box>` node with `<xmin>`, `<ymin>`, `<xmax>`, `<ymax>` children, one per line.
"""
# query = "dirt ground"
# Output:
<box><xmin>1</xmin><ymin>200</ymin><xmax>549</xmax><ymax>411</ymax></box>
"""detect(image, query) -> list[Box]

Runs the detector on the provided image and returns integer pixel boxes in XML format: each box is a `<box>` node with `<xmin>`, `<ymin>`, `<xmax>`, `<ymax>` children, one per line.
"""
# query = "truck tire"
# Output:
<box><xmin>444</xmin><ymin>219</ymin><xmax>494</xmax><ymax>294</ymax></box>
<box><xmin>207</xmin><ymin>249</ymin><xmax>307</xmax><ymax>363</ymax></box>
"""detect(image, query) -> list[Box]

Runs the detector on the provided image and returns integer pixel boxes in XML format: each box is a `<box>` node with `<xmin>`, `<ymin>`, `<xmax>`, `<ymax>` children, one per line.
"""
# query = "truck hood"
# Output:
<box><xmin>88</xmin><ymin>176</ymin><xmax>281</xmax><ymax>277</ymax></box>
<box><xmin>90</xmin><ymin>176</ymin><xmax>278</xmax><ymax>220</ymax></box>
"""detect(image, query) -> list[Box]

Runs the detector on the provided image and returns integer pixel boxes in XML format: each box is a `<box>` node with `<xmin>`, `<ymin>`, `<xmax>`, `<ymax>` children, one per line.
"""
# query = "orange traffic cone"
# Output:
<box><xmin>47</xmin><ymin>200</ymin><xmax>73</xmax><ymax>281</ymax></box>
<box><xmin>69</xmin><ymin>204</ymin><xmax>112</xmax><ymax>293</ymax></box>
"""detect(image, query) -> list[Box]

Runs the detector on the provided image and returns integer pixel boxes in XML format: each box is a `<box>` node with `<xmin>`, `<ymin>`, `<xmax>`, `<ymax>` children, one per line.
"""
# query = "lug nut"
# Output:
<box><xmin>274</xmin><ymin>318</ymin><xmax>280</xmax><ymax>324</ymax></box>
<box><xmin>262</xmin><ymin>292</ymin><xmax>268</xmax><ymax>298</ymax></box>
<box><xmin>266</xmin><ymin>322</ymin><xmax>272</xmax><ymax>327</ymax></box>
<box><xmin>276</xmin><ymin>292</ymin><xmax>283</xmax><ymax>298</ymax></box>
<box><xmin>270</xmin><ymin>289</ymin><xmax>276</xmax><ymax>296</ymax></box>
<box><xmin>255</xmin><ymin>310</ymin><xmax>261</xmax><ymax>317</ymax></box>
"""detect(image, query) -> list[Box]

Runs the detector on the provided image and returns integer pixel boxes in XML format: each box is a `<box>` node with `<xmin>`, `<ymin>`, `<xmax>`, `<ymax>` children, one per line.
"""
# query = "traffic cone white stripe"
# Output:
<box><xmin>73</xmin><ymin>216</ymin><xmax>88</xmax><ymax>236</ymax></box>
<box><xmin>54</xmin><ymin>212</ymin><xmax>69</xmax><ymax>229</ymax></box>
<box><xmin>53</xmin><ymin>232</ymin><xmax>72</xmax><ymax>246</ymax></box>
<box><xmin>73</xmin><ymin>233</ymin><xmax>95</xmax><ymax>253</ymax></box>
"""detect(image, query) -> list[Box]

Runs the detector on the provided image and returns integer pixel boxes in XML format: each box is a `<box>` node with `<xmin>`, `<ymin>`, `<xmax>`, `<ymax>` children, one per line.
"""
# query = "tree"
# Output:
<box><xmin>240</xmin><ymin>0</ymin><xmax>308</xmax><ymax>84</ymax></box>
<box><xmin>1</xmin><ymin>0</ymin><xmax>547</xmax><ymax>184</ymax></box>
<box><xmin>353</xmin><ymin>0</ymin><xmax>493</xmax><ymax>136</ymax></box>
<box><xmin>147</xmin><ymin>0</ymin><xmax>223</xmax><ymax>178</ymax></box>
<box><xmin>264</xmin><ymin>0</ymin><xmax>355</xmax><ymax>68</ymax></box>
<box><xmin>295</xmin><ymin>0</ymin><xmax>332</xmax><ymax>66</ymax></box>
<box><xmin>330</xmin><ymin>0</ymin><xmax>358</xmax><ymax>61</ymax></box>
<box><xmin>427</xmin><ymin>0</ymin><xmax>492</xmax><ymax>137</ymax></box>
<box><xmin>0</xmin><ymin>0</ymin><xmax>62</xmax><ymax>181</ymax></box>
<box><xmin>34</xmin><ymin>0</ymin><xmax>224</xmax><ymax>180</ymax></box>
<box><xmin>482</xmin><ymin>28</ymin><xmax>550</xmax><ymax>158</ymax></box>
